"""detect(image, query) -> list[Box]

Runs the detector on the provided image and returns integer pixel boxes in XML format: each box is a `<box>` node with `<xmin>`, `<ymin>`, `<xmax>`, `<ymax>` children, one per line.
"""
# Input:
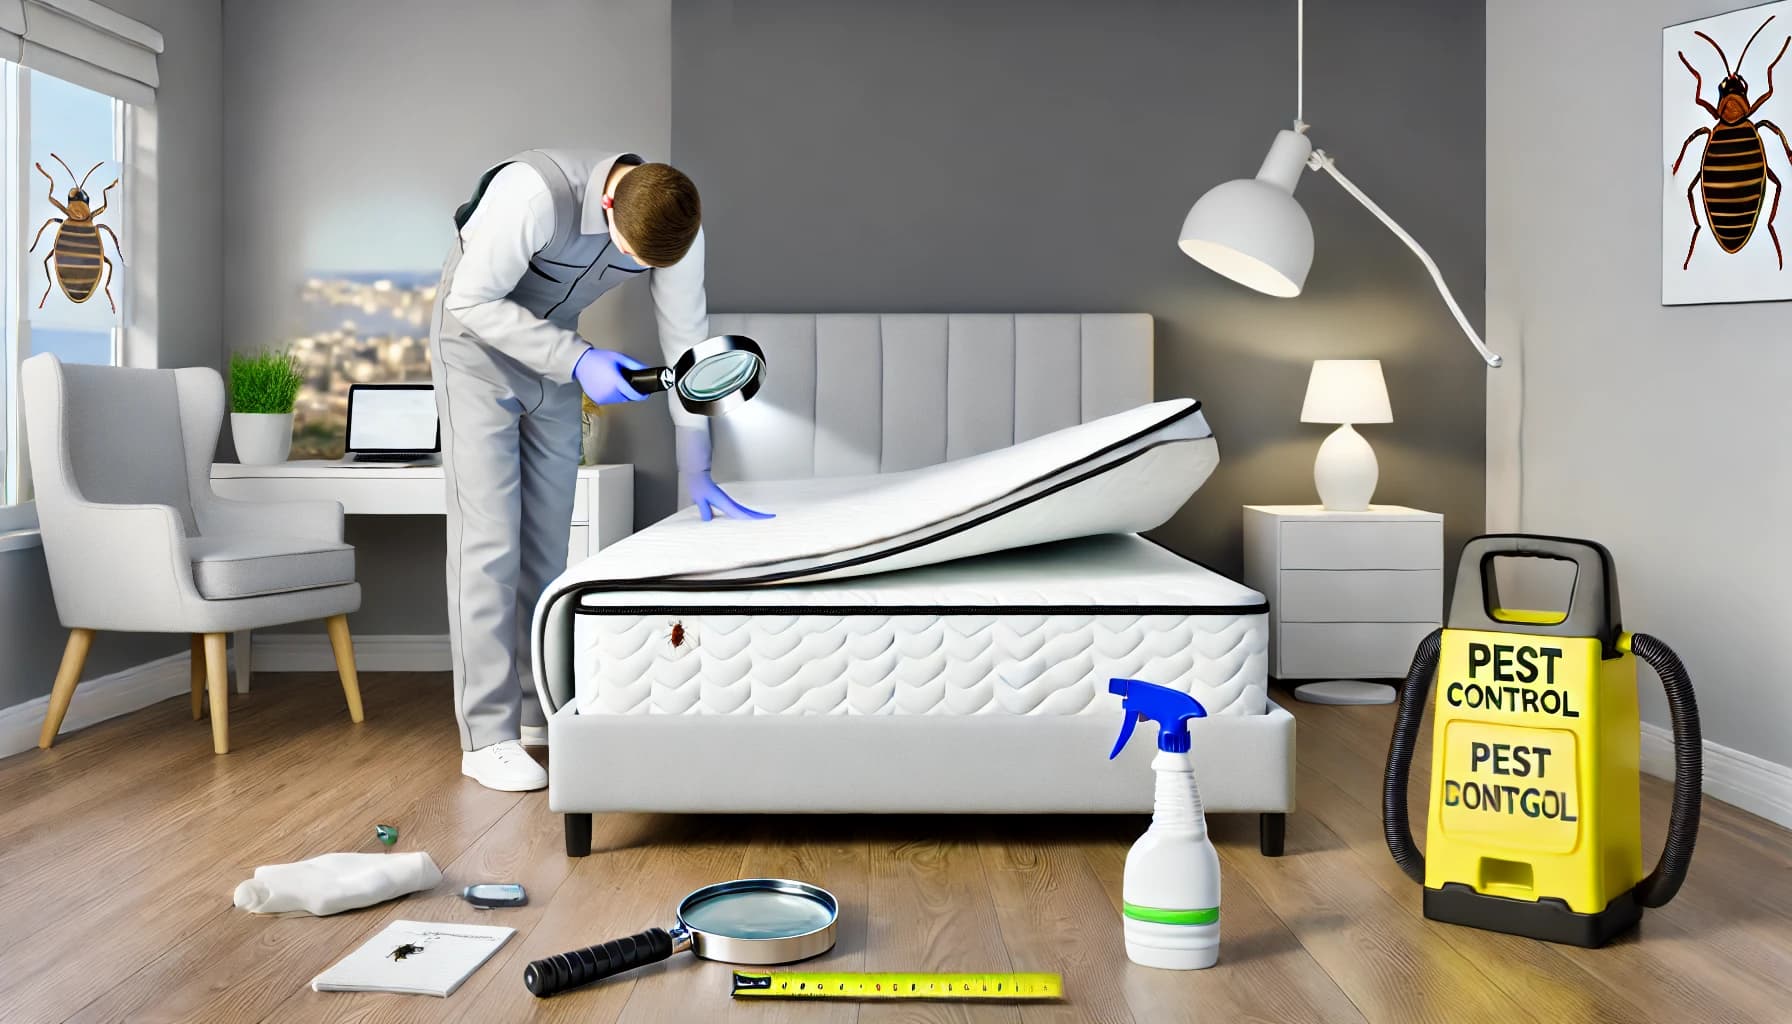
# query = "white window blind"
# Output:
<box><xmin>0</xmin><ymin>0</ymin><xmax>161</xmax><ymax>106</ymax></box>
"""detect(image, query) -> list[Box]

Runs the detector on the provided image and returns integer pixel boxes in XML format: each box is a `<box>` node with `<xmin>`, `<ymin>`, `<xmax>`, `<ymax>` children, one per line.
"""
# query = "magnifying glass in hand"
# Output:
<box><xmin>623</xmin><ymin>335</ymin><xmax>766</xmax><ymax>417</ymax></box>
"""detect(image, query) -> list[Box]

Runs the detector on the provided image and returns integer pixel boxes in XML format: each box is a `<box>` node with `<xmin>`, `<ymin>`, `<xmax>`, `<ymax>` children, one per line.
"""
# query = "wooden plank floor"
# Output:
<box><xmin>2</xmin><ymin>669</ymin><xmax>1789</xmax><ymax>1023</ymax></box>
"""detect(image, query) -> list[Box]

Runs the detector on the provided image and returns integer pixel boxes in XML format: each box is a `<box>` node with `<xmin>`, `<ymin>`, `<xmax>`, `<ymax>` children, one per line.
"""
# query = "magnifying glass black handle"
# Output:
<box><xmin>624</xmin><ymin>366</ymin><xmax>674</xmax><ymax>395</ymax></box>
<box><xmin>524</xmin><ymin>927</ymin><xmax>676</xmax><ymax>997</ymax></box>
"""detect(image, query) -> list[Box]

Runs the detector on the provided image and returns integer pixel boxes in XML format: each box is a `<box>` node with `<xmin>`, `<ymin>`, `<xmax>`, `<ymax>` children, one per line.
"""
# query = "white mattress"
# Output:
<box><xmin>535</xmin><ymin>399</ymin><xmax>1221</xmax><ymax>715</ymax></box>
<box><xmin>571</xmin><ymin>534</ymin><xmax>1268</xmax><ymax>718</ymax></box>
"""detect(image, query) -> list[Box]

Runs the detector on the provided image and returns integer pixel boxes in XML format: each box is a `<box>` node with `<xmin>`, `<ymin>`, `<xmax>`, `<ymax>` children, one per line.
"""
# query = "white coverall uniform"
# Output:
<box><xmin>429</xmin><ymin>148</ymin><xmax>708</xmax><ymax>751</ymax></box>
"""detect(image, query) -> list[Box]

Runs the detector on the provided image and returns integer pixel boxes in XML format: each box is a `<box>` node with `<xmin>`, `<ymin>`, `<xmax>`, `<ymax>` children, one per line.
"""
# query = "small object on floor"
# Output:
<box><xmin>1293</xmin><ymin>679</ymin><xmax>1396</xmax><ymax>705</ymax></box>
<box><xmin>732</xmin><ymin>971</ymin><xmax>1064</xmax><ymax>1002</ymax></box>
<box><xmin>461</xmin><ymin>739</ymin><xmax>547</xmax><ymax>792</ymax></box>
<box><xmin>375</xmin><ymin>824</ymin><xmax>399</xmax><ymax>847</ymax></box>
<box><xmin>524</xmin><ymin>878</ymin><xmax>837</xmax><ymax>997</ymax></box>
<box><xmin>311</xmin><ymin>919</ymin><xmax>514</xmax><ymax>997</ymax></box>
<box><xmin>462</xmin><ymin>883</ymin><xmax>528</xmax><ymax>909</ymax></box>
<box><xmin>1109</xmin><ymin>678</ymin><xmax>1221</xmax><ymax>970</ymax></box>
<box><xmin>232</xmin><ymin>851</ymin><xmax>442</xmax><ymax>916</ymax></box>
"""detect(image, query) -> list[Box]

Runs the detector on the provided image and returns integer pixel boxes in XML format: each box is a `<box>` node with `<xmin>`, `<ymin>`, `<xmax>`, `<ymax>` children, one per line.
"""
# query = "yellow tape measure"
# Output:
<box><xmin>732</xmin><ymin>971</ymin><xmax>1064</xmax><ymax>1001</ymax></box>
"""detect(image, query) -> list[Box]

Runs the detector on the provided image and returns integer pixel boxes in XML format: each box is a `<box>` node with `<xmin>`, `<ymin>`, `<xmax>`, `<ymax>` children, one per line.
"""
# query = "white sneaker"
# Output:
<box><xmin>519</xmin><ymin>724</ymin><xmax>548</xmax><ymax>747</ymax></box>
<box><xmin>462</xmin><ymin>740</ymin><xmax>547</xmax><ymax>792</ymax></box>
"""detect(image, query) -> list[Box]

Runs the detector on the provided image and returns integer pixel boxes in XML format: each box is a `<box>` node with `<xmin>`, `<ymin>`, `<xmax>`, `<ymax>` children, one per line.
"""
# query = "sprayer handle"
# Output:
<box><xmin>1109</xmin><ymin>711</ymin><xmax>1140</xmax><ymax>760</ymax></box>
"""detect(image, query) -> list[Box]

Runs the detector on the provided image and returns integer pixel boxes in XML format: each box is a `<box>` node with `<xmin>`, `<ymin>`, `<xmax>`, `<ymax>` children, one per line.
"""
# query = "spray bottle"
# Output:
<box><xmin>1108</xmin><ymin>677</ymin><xmax>1220</xmax><ymax>970</ymax></box>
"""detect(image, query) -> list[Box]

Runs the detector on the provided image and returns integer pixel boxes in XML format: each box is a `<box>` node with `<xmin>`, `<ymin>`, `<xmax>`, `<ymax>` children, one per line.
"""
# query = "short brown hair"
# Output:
<box><xmin>613</xmin><ymin>163</ymin><xmax>702</xmax><ymax>267</ymax></box>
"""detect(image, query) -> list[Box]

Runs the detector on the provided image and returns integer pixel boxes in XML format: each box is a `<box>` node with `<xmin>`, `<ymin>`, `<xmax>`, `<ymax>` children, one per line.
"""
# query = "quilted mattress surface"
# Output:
<box><xmin>572</xmin><ymin>534</ymin><xmax>1268</xmax><ymax>718</ymax></box>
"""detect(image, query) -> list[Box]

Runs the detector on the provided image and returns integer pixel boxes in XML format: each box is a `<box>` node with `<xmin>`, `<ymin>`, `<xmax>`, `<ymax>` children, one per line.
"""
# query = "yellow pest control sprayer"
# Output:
<box><xmin>1383</xmin><ymin>535</ymin><xmax>1703</xmax><ymax>947</ymax></box>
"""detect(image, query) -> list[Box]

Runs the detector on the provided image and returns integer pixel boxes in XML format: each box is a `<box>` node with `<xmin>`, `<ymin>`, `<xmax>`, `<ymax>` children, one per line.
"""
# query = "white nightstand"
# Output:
<box><xmin>1243</xmin><ymin>504</ymin><xmax>1443</xmax><ymax>704</ymax></box>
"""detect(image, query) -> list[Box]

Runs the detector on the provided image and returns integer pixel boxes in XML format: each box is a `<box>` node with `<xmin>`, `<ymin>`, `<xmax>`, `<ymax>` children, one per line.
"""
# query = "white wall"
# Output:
<box><xmin>1488</xmin><ymin>0</ymin><xmax>1792</xmax><ymax>770</ymax></box>
<box><xmin>0</xmin><ymin>0</ymin><xmax>223</xmax><ymax>708</ymax></box>
<box><xmin>221</xmin><ymin>0</ymin><xmax>675</xmax><ymax>636</ymax></box>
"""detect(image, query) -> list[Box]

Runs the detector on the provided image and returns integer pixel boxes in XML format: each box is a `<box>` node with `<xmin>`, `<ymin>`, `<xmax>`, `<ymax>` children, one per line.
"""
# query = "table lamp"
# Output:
<box><xmin>1301</xmin><ymin>359</ymin><xmax>1390</xmax><ymax>511</ymax></box>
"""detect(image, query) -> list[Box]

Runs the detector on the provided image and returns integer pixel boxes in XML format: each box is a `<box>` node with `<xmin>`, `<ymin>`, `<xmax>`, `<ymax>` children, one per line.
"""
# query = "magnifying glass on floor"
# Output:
<box><xmin>523</xmin><ymin>877</ymin><xmax>837</xmax><ymax>997</ymax></box>
<box><xmin>622</xmin><ymin>335</ymin><xmax>767</xmax><ymax>417</ymax></box>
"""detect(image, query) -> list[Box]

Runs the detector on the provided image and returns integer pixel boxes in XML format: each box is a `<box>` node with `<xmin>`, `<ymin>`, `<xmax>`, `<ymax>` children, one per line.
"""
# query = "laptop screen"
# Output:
<box><xmin>347</xmin><ymin>385</ymin><xmax>439</xmax><ymax>452</ymax></box>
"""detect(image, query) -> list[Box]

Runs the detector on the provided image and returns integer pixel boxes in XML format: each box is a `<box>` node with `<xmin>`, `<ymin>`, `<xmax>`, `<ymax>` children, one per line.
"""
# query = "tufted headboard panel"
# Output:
<box><xmin>705</xmin><ymin>313</ymin><xmax>1152</xmax><ymax>483</ymax></box>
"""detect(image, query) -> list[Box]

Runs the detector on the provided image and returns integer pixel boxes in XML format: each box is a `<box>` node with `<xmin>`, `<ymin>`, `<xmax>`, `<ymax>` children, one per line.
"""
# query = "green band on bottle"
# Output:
<box><xmin>1123</xmin><ymin>902</ymin><xmax>1218</xmax><ymax>925</ymax></box>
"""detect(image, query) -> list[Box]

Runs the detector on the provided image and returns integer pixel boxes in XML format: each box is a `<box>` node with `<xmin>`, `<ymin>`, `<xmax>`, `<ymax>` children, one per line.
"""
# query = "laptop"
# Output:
<box><xmin>343</xmin><ymin>383</ymin><xmax>440</xmax><ymax>464</ymax></box>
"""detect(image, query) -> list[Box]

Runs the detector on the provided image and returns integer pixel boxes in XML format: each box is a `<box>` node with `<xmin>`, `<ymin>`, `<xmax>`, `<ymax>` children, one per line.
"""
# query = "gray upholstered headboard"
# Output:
<box><xmin>706</xmin><ymin>313</ymin><xmax>1153</xmax><ymax>482</ymax></box>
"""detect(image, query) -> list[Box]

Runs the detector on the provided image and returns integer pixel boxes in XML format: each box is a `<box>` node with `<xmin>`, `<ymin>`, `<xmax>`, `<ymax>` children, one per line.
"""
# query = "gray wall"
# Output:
<box><xmin>220</xmin><ymin>0</ymin><xmax>674</xmax><ymax>635</ymax></box>
<box><xmin>671</xmin><ymin>0</ymin><xmax>1488</xmax><ymax>584</ymax></box>
<box><xmin>0</xmin><ymin>0</ymin><xmax>223</xmax><ymax>707</ymax></box>
<box><xmin>1489</xmin><ymin>1</ymin><xmax>1791</xmax><ymax>765</ymax></box>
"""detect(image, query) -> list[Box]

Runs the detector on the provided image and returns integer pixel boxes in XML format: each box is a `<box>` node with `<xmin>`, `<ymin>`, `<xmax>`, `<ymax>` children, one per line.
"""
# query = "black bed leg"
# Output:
<box><xmin>565</xmin><ymin>813</ymin><xmax>593</xmax><ymax>857</ymax></box>
<box><xmin>1260</xmin><ymin>813</ymin><xmax>1286</xmax><ymax>857</ymax></box>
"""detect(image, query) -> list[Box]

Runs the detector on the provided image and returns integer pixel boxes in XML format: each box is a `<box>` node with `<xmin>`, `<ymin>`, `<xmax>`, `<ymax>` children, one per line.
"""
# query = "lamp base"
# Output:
<box><xmin>1314</xmin><ymin>423</ymin><xmax>1378</xmax><ymax>511</ymax></box>
<box><xmin>1292</xmin><ymin>680</ymin><xmax>1397</xmax><ymax>705</ymax></box>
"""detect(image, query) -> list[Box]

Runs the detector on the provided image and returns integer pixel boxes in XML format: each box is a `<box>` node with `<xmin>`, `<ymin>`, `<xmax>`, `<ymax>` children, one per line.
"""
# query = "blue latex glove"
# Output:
<box><xmin>686</xmin><ymin>470</ymin><xmax>774</xmax><ymax>522</ymax></box>
<box><xmin>573</xmin><ymin>347</ymin><xmax>650</xmax><ymax>405</ymax></box>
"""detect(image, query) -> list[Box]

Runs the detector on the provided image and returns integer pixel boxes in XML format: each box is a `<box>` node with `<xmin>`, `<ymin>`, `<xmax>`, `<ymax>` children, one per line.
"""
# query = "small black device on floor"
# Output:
<box><xmin>461</xmin><ymin>883</ymin><xmax>527</xmax><ymax>909</ymax></box>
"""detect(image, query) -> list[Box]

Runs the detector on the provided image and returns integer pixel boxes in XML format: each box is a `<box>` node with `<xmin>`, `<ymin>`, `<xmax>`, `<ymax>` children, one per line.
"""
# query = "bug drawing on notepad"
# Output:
<box><xmin>1672</xmin><ymin>14</ymin><xmax>1792</xmax><ymax>268</ymax></box>
<box><xmin>388</xmin><ymin>943</ymin><xmax>424</xmax><ymax>961</ymax></box>
<box><xmin>30</xmin><ymin>154</ymin><xmax>124</xmax><ymax>312</ymax></box>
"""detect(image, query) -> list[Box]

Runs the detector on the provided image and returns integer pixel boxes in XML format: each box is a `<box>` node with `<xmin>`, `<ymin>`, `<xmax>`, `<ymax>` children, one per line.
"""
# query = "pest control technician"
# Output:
<box><xmin>430</xmin><ymin>149</ymin><xmax>770</xmax><ymax>793</ymax></box>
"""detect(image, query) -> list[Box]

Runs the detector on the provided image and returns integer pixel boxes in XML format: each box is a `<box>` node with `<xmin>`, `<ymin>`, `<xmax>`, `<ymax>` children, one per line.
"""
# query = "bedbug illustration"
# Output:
<box><xmin>389</xmin><ymin>943</ymin><xmax>424</xmax><ymax>960</ymax></box>
<box><xmin>29</xmin><ymin>154</ymin><xmax>124</xmax><ymax>311</ymax></box>
<box><xmin>1673</xmin><ymin>15</ymin><xmax>1792</xmax><ymax>269</ymax></box>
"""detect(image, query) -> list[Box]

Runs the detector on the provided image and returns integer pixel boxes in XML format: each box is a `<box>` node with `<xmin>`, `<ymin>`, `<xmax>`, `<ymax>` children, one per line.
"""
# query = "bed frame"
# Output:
<box><xmin>542</xmin><ymin>314</ymin><xmax>1295</xmax><ymax>856</ymax></box>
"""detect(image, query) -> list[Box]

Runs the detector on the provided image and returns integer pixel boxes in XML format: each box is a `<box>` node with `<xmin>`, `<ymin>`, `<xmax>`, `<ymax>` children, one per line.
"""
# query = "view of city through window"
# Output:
<box><xmin>290</xmin><ymin>271</ymin><xmax>435</xmax><ymax>458</ymax></box>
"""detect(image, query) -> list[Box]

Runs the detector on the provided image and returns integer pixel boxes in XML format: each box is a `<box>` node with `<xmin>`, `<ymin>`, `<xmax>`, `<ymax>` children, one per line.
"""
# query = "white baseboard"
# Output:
<box><xmin>0</xmin><ymin>652</ymin><xmax>189</xmax><ymax>758</ymax></box>
<box><xmin>1641</xmin><ymin>722</ymin><xmax>1792</xmax><ymax>830</ymax></box>
<box><xmin>250</xmin><ymin>633</ymin><xmax>450</xmax><ymax>673</ymax></box>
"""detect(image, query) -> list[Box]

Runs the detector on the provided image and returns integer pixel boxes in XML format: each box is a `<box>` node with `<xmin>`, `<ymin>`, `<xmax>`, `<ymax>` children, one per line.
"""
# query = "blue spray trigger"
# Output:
<box><xmin>1108</xmin><ymin>678</ymin><xmax>1207</xmax><ymax>758</ymax></box>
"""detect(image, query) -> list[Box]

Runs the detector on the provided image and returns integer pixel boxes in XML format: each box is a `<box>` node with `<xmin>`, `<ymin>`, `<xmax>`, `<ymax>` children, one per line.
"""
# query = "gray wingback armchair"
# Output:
<box><xmin>22</xmin><ymin>353</ymin><xmax>365</xmax><ymax>753</ymax></box>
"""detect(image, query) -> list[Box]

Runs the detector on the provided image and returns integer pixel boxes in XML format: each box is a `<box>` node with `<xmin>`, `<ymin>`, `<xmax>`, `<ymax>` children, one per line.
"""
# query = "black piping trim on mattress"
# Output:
<box><xmin>545</xmin><ymin>400</ymin><xmax>1211</xmax><ymax>599</ymax></box>
<box><xmin>574</xmin><ymin>600</ymin><xmax>1270</xmax><ymax>617</ymax></box>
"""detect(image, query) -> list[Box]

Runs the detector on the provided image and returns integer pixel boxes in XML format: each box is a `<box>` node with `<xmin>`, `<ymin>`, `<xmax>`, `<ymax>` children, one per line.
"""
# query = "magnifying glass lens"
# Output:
<box><xmin>679</xmin><ymin>350</ymin><xmax>763</xmax><ymax>403</ymax></box>
<box><xmin>681</xmin><ymin>888</ymin><xmax>835</xmax><ymax>940</ymax></box>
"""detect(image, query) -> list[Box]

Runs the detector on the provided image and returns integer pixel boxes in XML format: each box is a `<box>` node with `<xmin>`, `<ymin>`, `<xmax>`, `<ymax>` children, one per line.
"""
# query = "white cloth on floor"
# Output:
<box><xmin>232</xmin><ymin>851</ymin><xmax>442</xmax><ymax>916</ymax></box>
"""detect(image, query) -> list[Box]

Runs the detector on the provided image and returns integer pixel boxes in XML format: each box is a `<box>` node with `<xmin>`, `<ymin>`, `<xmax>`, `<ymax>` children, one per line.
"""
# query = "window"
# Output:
<box><xmin>0</xmin><ymin>0</ymin><xmax>164</xmax><ymax>508</ymax></box>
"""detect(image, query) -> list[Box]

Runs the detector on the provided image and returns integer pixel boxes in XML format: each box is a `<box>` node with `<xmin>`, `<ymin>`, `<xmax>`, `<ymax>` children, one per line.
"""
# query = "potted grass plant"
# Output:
<box><xmin>229</xmin><ymin>347</ymin><xmax>304</xmax><ymax>465</ymax></box>
<box><xmin>581</xmin><ymin>394</ymin><xmax>610</xmax><ymax>466</ymax></box>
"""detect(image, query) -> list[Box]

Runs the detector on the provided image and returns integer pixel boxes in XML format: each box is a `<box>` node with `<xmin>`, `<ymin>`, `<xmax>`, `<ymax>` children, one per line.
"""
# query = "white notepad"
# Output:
<box><xmin>311</xmin><ymin>920</ymin><xmax>515</xmax><ymax>997</ymax></box>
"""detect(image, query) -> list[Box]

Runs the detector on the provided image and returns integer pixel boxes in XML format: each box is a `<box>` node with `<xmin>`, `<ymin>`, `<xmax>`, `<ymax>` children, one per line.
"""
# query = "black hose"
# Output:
<box><xmin>1384</xmin><ymin>627</ymin><xmax>1443</xmax><ymax>886</ymax></box>
<box><xmin>1629</xmin><ymin>633</ymin><xmax>1702</xmax><ymax>908</ymax></box>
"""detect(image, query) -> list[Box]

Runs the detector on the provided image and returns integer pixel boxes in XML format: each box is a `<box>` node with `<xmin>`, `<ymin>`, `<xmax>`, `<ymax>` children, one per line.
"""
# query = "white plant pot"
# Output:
<box><xmin>232</xmin><ymin>412</ymin><xmax>293</xmax><ymax>466</ymax></box>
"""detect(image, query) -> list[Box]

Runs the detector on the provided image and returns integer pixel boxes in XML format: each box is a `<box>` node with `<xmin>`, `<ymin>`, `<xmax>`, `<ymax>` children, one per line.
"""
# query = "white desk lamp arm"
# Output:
<box><xmin>1307</xmin><ymin>148</ymin><xmax>1502</xmax><ymax>368</ymax></box>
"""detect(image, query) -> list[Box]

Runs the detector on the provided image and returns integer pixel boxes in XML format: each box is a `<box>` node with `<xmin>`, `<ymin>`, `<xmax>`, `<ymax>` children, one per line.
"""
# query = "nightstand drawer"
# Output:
<box><xmin>571</xmin><ymin>476</ymin><xmax>591</xmax><ymax>525</ymax></box>
<box><xmin>1281</xmin><ymin>521</ymin><xmax>1442</xmax><ymax>570</ymax></box>
<box><xmin>1279</xmin><ymin>570</ymin><xmax>1442</xmax><ymax>622</ymax></box>
<box><xmin>1279</xmin><ymin>621</ymin><xmax>1438</xmax><ymax>679</ymax></box>
<box><xmin>567</xmin><ymin>524</ymin><xmax>589</xmax><ymax>567</ymax></box>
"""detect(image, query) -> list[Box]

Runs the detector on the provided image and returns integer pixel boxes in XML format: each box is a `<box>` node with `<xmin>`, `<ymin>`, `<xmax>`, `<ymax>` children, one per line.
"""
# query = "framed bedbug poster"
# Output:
<box><xmin>1664</xmin><ymin>2</ymin><xmax>1792</xmax><ymax>304</ymax></box>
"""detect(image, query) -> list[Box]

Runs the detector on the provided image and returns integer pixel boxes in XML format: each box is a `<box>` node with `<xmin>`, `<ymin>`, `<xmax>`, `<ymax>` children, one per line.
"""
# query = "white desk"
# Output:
<box><xmin>210</xmin><ymin>461</ymin><xmax>634</xmax><ymax>690</ymax></box>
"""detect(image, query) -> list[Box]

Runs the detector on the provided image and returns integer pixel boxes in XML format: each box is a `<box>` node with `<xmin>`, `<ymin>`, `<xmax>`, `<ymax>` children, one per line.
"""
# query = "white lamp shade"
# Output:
<box><xmin>1301</xmin><ymin>359</ymin><xmax>1392</xmax><ymax>424</ymax></box>
<box><xmin>1178</xmin><ymin>129</ymin><xmax>1316</xmax><ymax>298</ymax></box>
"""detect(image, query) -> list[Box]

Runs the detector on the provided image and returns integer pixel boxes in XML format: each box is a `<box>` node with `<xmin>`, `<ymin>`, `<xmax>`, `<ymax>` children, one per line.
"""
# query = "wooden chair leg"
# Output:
<box><xmin>204</xmin><ymin>633</ymin><xmax>230</xmax><ymax>754</ymax></box>
<box><xmin>38</xmin><ymin>629</ymin><xmax>95</xmax><ymax>749</ymax></box>
<box><xmin>325</xmin><ymin>614</ymin><xmax>364</xmax><ymax>723</ymax></box>
<box><xmin>189</xmin><ymin>635</ymin><xmax>205</xmax><ymax>720</ymax></box>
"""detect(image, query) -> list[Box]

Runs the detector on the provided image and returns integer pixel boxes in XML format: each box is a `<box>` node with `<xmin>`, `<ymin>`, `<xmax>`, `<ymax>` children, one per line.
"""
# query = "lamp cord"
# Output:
<box><xmin>1293</xmin><ymin>0</ymin><xmax>1309</xmax><ymax>133</ymax></box>
<box><xmin>1307</xmin><ymin>151</ymin><xmax>1503</xmax><ymax>368</ymax></box>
